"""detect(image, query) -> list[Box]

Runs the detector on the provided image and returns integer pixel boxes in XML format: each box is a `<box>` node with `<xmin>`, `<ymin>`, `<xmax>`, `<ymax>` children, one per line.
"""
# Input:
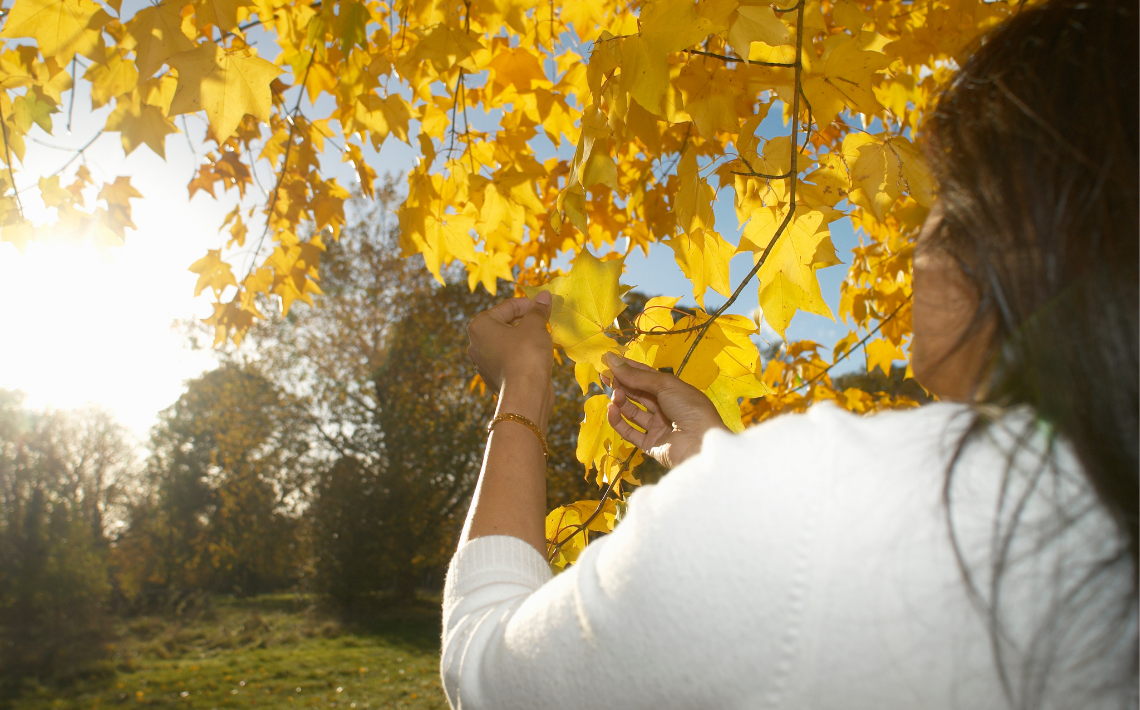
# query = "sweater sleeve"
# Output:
<box><xmin>439</xmin><ymin>419</ymin><xmax>832</xmax><ymax>710</ymax></box>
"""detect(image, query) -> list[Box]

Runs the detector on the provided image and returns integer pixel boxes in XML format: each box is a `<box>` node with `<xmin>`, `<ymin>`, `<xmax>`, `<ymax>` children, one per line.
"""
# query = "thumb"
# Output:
<box><xmin>530</xmin><ymin>290</ymin><xmax>552</xmax><ymax>323</ymax></box>
<box><xmin>604</xmin><ymin>353</ymin><xmax>672</xmax><ymax>394</ymax></box>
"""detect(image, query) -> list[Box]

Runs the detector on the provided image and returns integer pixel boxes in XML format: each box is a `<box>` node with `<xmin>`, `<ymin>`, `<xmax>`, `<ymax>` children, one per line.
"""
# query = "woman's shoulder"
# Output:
<box><xmin>658</xmin><ymin>400</ymin><xmax>978</xmax><ymax>497</ymax></box>
<box><xmin>735</xmin><ymin>399</ymin><xmax>975</xmax><ymax>452</ymax></box>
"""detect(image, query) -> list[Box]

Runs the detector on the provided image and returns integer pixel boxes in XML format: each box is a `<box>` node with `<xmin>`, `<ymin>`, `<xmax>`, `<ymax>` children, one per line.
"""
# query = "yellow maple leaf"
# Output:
<box><xmin>96</xmin><ymin>176</ymin><xmax>142</xmax><ymax>239</ymax></box>
<box><xmin>624</xmin><ymin>309</ymin><xmax>768</xmax><ymax>430</ymax></box>
<box><xmin>193</xmin><ymin>0</ymin><xmax>247</xmax><ymax>32</ymax></box>
<box><xmin>189</xmin><ymin>249</ymin><xmax>237</xmax><ymax>298</ymax></box>
<box><xmin>866</xmin><ymin>337</ymin><xmax>904</xmax><ymax>376</ymax></box>
<box><xmin>617</xmin><ymin>0</ymin><xmax>729</xmax><ymax>115</ymax></box>
<box><xmin>421</xmin><ymin>205</ymin><xmax>478</xmax><ymax>282</ymax></box>
<box><xmin>546</xmin><ymin>498</ymin><xmax>618</xmax><ymax>569</ymax></box>
<box><xmin>123</xmin><ymin>0</ymin><xmax>197</xmax><ymax>78</ymax></box>
<box><xmin>83</xmin><ymin>48</ymin><xmax>139</xmax><ymax>109</ymax></box>
<box><xmin>12</xmin><ymin>92</ymin><xmax>55</xmax><ymax>133</ymax></box>
<box><xmin>725</xmin><ymin>5</ymin><xmax>791</xmax><ymax>61</ymax></box>
<box><xmin>617</xmin><ymin>35</ymin><xmax>670</xmax><ymax>116</ymax></box>
<box><xmin>0</xmin><ymin>217</ymin><xmax>35</xmax><ymax>254</ymax></box>
<box><xmin>488</xmin><ymin>47</ymin><xmax>550</xmax><ymax>91</ymax></box>
<box><xmin>707</xmin><ymin>367</ymin><xmax>772</xmax><ymax>433</ymax></box>
<box><xmin>166</xmin><ymin>43</ymin><xmax>282</xmax><ymax>143</ymax></box>
<box><xmin>37</xmin><ymin>175</ymin><xmax>73</xmax><ymax>209</ymax></box>
<box><xmin>886</xmin><ymin>136</ymin><xmax>934</xmax><ymax>208</ymax></box>
<box><xmin>640</xmin><ymin>0</ymin><xmax>726</xmax><ymax>55</ymax></box>
<box><xmin>800</xmin><ymin>35</ymin><xmax>891</xmax><ymax>126</ymax></box>
<box><xmin>522</xmin><ymin>249</ymin><xmax>628</xmax><ymax>371</ymax></box>
<box><xmin>634</xmin><ymin>295</ymin><xmax>681</xmax><ymax>335</ymax></box>
<box><xmin>576</xmin><ymin>393</ymin><xmax>617</xmax><ymax>475</ymax></box>
<box><xmin>675</xmin><ymin>145</ymin><xmax>715</xmax><ymax>234</ymax></box>
<box><xmin>738</xmin><ymin>204</ymin><xmax>823</xmax><ymax>255</ymax></box>
<box><xmin>0</xmin><ymin>0</ymin><xmax>110</xmax><ymax>63</ymax></box>
<box><xmin>342</xmin><ymin>93</ymin><xmax>412</xmax><ymax>149</ymax></box>
<box><xmin>411</xmin><ymin>24</ymin><xmax>483</xmax><ymax>74</ymax></box>
<box><xmin>466</xmin><ymin>250</ymin><xmax>513</xmax><ymax>295</ymax></box>
<box><xmin>573</xmin><ymin>359</ymin><xmax>603</xmax><ymax>396</ymax></box>
<box><xmin>666</xmin><ymin>228</ymin><xmax>735</xmax><ymax>308</ymax></box>
<box><xmin>757</xmin><ymin>271</ymin><xmax>805</xmax><ymax>338</ymax></box>
<box><xmin>106</xmin><ymin>90</ymin><xmax>179</xmax><ymax>157</ymax></box>
<box><xmin>98</xmin><ymin>175</ymin><xmax>142</xmax><ymax>208</ymax></box>
<box><xmin>753</xmin><ymin>210</ymin><xmax>843</xmax><ymax>338</ymax></box>
<box><xmin>676</xmin><ymin>63</ymin><xmax>742</xmax><ymax>139</ymax></box>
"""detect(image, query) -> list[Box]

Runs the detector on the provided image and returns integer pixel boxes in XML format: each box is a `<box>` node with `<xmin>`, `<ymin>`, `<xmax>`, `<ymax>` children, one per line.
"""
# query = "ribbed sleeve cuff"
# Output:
<box><xmin>445</xmin><ymin>535</ymin><xmax>554</xmax><ymax>600</ymax></box>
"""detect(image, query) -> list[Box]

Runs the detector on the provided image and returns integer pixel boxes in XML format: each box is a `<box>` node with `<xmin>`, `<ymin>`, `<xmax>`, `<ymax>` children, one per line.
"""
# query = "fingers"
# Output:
<box><xmin>484</xmin><ymin>297</ymin><xmax>534</xmax><ymax>325</ymax></box>
<box><xmin>613</xmin><ymin>387</ymin><xmax>654</xmax><ymax>429</ymax></box>
<box><xmin>607</xmin><ymin>402</ymin><xmax>649</xmax><ymax>450</ymax></box>
<box><xmin>604</xmin><ymin>352</ymin><xmax>676</xmax><ymax>395</ymax></box>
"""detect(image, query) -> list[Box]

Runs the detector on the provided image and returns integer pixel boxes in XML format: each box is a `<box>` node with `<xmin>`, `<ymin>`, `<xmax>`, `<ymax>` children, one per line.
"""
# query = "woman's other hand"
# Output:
<box><xmin>603</xmin><ymin>353</ymin><xmax>729</xmax><ymax>469</ymax></box>
<box><xmin>467</xmin><ymin>292</ymin><xmax>555</xmax><ymax>429</ymax></box>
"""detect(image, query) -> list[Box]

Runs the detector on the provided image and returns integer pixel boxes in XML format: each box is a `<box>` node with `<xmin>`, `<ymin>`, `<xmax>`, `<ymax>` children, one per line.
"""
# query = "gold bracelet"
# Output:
<box><xmin>487</xmin><ymin>413</ymin><xmax>548</xmax><ymax>458</ymax></box>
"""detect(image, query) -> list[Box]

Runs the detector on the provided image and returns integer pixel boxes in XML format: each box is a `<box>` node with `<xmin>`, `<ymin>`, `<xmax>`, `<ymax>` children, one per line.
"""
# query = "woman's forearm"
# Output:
<box><xmin>458</xmin><ymin>376</ymin><xmax>553</xmax><ymax>557</ymax></box>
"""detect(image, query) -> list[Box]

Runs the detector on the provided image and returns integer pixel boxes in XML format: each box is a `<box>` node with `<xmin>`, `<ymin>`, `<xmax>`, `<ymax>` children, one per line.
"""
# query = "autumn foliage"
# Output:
<box><xmin>0</xmin><ymin>0</ymin><xmax>1027</xmax><ymax>566</ymax></box>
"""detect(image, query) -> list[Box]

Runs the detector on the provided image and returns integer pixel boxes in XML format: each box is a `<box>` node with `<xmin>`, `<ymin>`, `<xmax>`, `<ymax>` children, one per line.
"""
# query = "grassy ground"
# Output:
<box><xmin>12</xmin><ymin>596</ymin><xmax>449</xmax><ymax>710</ymax></box>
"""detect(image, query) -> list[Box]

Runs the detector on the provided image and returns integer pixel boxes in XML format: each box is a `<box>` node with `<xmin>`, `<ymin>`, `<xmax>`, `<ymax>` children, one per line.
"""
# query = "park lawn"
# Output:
<box><xmin>12</xmin><ymin>596</ymin><xmax>449</xmax><ymax>710</ymax></box>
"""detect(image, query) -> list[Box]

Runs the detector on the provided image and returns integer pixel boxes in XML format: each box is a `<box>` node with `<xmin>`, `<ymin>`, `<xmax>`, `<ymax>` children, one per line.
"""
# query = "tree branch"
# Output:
<box><xmin>550</xmin><ymin>0</ymin><xmax>809</xmax><ymax>564</ymax></box>
<box><xmin>683</xmin><ymin>48</ymin><xmax>795</xmax><ymax>68</ymax></box>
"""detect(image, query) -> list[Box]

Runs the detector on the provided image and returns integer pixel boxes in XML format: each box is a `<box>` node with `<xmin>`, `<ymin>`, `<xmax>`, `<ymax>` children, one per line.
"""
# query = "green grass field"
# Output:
<box><xmin>12</xmin><ymin>596</ymin><xmax>449</xmax><ymax>710</ymax></box>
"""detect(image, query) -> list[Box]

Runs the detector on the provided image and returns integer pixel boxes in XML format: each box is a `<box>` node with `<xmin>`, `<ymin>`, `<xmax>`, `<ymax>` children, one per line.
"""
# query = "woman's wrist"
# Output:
<box><xmin>496</xmin><ymin>373</ymin><xmax>553</xmax><ymax>433</ymax></box>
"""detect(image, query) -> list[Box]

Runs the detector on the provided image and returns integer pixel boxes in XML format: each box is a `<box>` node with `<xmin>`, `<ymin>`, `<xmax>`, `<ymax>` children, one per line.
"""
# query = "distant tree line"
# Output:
<box><xmin>0</xmin><ymin>182</ymin><xmax>612</xmax><ymax>693</ymax></box>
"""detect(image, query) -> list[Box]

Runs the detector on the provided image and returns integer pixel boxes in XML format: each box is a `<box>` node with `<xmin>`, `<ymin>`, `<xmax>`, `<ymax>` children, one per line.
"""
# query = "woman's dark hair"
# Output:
<box><xmin>924</xmin><ymin>0</ymin><xmax>1137</xmax><ymax>706</ymax></box>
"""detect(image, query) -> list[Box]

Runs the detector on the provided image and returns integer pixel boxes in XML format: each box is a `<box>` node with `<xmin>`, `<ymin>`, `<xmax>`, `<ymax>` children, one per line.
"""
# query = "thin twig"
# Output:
<box><xmin>789</xmin><ymin>297</ymin><xmax>912</xmax><ymax>394</ymax></box>
<box><xmin>547</xmin><ymin>462</ymin><xmax>626</xmax><ymax>562</ymax></box>
<box><xmin>238</xmin><ymin>58</ymin><xmax>314</xmax><ymax>284</ymax></box>
<box><xmin>66</xmin><ymin>56</ymin><xmax>77</xmax><ymax>134</ymax></box>
<box><xmin>14</xmin><ymin>130</ymin><xmax>104</xmax><ymax>195</ymax></box>
<box><xmin>180</xmin><ymin>115</ymin><xmax>198</xmax><ymax>182</ymax></box>
<box><xmin>447</xmin><ymin>70</ymin><xmax>465</xmax><ymax>158</ymax></box>
<box><xmin>733</xmin><ymin>154</ymin><xmax>793</xmax><ymax>179</ymax></box>
<box><xmin>683</xmin><ymin>48</ymin><xmax>794</xmax><ymax>68</ymax></box>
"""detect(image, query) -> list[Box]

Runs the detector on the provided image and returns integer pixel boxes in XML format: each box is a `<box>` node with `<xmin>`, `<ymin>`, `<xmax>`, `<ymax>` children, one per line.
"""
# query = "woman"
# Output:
<box><xmin>443</xmin><ymin>1</ymin><xmax>1138</xmax><ymax>708</ymax></box>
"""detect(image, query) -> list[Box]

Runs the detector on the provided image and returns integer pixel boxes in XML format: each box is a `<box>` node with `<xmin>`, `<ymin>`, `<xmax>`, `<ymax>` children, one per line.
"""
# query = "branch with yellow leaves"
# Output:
<box><xmin>676</xmin><ymin>0</ymin><xmax>806</xmax><ymax>375</ymax></box>
<box><xmin>549</xmin><ymin>0</ymin><xmax>809</xmax><ymax>564</ymax></box>
<box><xmin>237</xmin><ymin>57</ymin><xmax>315</xmax><ymax>285</ymax></box>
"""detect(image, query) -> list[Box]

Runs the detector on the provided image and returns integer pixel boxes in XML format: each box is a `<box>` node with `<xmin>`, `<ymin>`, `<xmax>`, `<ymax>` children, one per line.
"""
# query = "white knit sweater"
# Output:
<box><xmin>440</xmin><ymin>402</ymin><xmax>1135</xmax><ymax>710</ymax></box>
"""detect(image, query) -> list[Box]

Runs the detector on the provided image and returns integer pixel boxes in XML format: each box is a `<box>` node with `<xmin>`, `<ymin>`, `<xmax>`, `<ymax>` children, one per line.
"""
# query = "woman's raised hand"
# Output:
<box><xmin>467</xmin><ymin>292</ymin><xmax>555</xmax><ymax>429</ymax></box>
<box><xmin>603</xmin><ymin>353</ymin><xmax>729</xmax><ymax>469</ymax></box>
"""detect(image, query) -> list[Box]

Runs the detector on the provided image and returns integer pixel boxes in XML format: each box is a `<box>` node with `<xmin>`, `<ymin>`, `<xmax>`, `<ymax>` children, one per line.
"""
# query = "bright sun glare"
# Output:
<box><xmin>0</xmin><ymin>225</ymin><xmax>217</xmax><ymax>441</ymax></box>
